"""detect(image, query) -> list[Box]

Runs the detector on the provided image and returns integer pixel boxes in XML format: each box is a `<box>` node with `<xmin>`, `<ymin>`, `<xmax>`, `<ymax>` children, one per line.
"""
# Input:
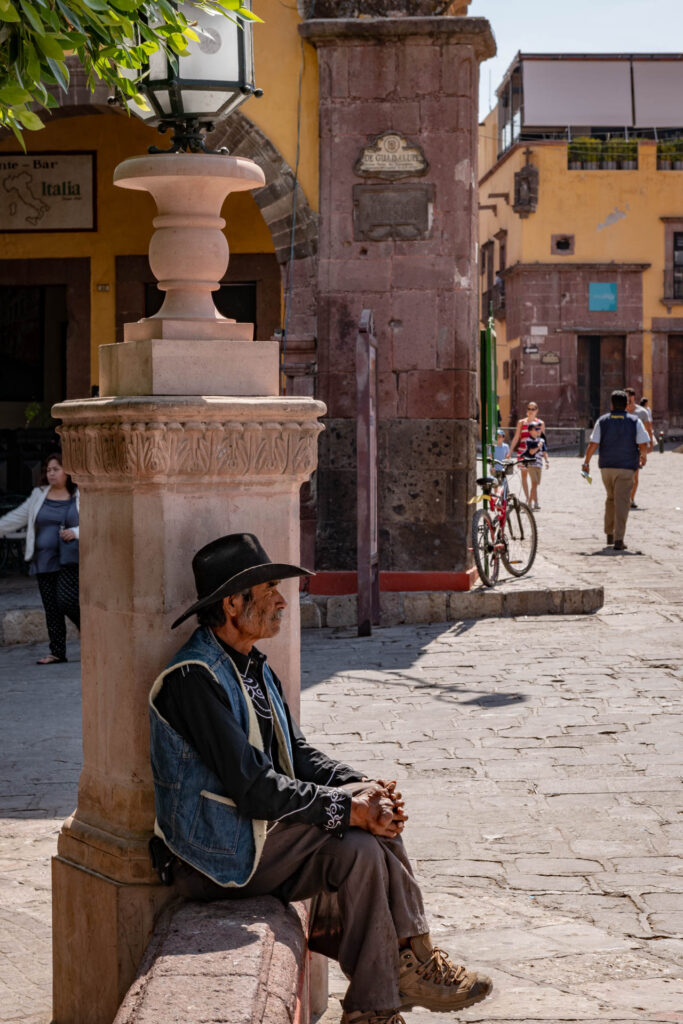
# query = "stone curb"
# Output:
<box><xmin>300</xmin><ymin>585</ymin><xmax>604</xmax><ymax>629</ymax></box>
<box><xmin>0</xmin><ymin>607</ymin><xmax>78</xmax><ymax>646</ymax></box>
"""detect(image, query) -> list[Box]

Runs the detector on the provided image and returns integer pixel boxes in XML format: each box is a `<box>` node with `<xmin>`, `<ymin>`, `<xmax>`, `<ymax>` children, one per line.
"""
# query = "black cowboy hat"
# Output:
<box><xmin>171</xmin><ymin>533</ymin><xmax>313</xmax><ymax>629</ymax></box>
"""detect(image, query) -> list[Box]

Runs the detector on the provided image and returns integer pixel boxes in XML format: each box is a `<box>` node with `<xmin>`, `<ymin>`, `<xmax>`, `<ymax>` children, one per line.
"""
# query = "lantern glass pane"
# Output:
<box><xmin>155</xmin><ymin>90</ymin><xmax>172</xmax><ymax>115</ymax></box>
<box><xmin>148</xmin><ymin>45</ymin><xmax>168</xmax><ymax>82</ymax></box>
<box><xmin>178</xmin><ymin>5</ymin><xmax>240</xmax><ymax>83</ymax></box>
<box><xmin>179</xmin><ymin>89</ymin><xmax>238</xmax><ymax>118</ymax></box>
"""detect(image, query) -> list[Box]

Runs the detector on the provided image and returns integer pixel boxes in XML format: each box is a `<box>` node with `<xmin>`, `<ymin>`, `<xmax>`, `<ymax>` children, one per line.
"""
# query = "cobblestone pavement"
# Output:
<box><xmin>1</xmin><ymin>453</ymin><xmax>681</xmax><ymax>1023</ymax></box>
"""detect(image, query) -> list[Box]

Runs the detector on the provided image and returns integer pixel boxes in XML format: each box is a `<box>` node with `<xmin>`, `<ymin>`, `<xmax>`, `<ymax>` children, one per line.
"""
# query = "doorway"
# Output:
<box><xmin>669</xmin><ymin>335</ymin><xmax>683</xmax><ymax>426</ymax></box>
<box><xmin>144</xmin><ymin>281</ymin><xmax>257</xmax><ymax>329</ymax></box>
<box><xmin>577</xmin><ymin>335</ymin><xmax>626</xmax><ymax>425</ymax></box>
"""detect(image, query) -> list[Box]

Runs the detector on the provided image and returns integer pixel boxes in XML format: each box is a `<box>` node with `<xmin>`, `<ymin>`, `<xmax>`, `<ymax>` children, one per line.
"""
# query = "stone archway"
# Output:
<box><xmin>209</xmin><ymin>111</ymin><xmax>318</xmax><ymax>266</ymax></box>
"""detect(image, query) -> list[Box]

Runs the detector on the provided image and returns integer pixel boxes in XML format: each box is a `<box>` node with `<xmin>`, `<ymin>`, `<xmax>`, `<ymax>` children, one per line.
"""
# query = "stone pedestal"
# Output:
<box><xmin>300</xmin><ymin>9</ymin><xmax>495</xmax><ymax>572</ymax></box>
<box><xmin>51</xmin><ymin>153</ymin><xmax>325</xmax><ymax>1024</ymax></box>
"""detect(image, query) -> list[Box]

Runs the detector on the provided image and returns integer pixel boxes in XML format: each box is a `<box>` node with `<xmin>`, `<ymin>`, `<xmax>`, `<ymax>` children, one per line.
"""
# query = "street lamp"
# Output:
<box><xmin>125</xmin><ymin>1</ymin><xmax>262</xmax><ymax>153</ymax></box>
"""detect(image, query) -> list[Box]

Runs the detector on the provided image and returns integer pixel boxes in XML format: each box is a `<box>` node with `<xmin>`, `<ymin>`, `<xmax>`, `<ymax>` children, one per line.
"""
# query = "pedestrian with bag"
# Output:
<box><xmin>0</xmin><ymin>452</ymin><xmax>80</xmax><ymax>663</ymax></box>
<box><xmin>581</xmin><ymin>391</ymin><xmax>649</xmax><ymax>551</ymax></box>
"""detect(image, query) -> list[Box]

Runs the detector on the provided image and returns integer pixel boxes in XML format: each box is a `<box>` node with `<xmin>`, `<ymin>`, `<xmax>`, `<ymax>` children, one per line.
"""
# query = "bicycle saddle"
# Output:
<box><xmin>476</xmin><ymin>476</ymin><xmax>497</xmax><ymax>487</ymax></box>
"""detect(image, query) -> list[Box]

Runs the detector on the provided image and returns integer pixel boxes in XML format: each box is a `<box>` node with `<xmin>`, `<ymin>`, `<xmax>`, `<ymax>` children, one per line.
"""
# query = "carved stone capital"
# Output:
<box><xmin>53</xmin><ymin>396</ymin><xmax>326</xmax><ymax>485</ymax></box>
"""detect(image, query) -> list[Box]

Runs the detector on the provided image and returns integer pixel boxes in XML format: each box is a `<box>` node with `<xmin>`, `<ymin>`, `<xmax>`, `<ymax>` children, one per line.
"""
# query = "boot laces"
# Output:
<box><xmin>417</xmin><ymin>947</ymin><xmax>468</xmax><ymax>987</ymax></box>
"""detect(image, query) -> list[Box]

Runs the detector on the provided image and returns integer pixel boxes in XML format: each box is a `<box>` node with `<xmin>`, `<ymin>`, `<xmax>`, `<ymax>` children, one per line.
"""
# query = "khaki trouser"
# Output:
<box><xmin>600</xmin><ymin>467</ymin><xmax>636</xmax><ymax>541</ymax></box>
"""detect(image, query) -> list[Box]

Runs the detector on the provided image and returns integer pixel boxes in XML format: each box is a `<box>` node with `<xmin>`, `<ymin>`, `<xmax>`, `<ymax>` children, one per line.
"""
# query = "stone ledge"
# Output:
<box><xmin>301</xmin><ymin>585</ymin><xmax>604</xmax><ymax>628</ymax></box>
<box><xmin>300</xmin><ymin>17</ymin><xmax>497</xmax><ymax>62</ymax></box>
<box><xmin>113</xmin><ymin>896</ymin><xmax>316</xmax><ymax>1024</ymax></box>
<box><xmin>1</xmin><ymin>607</ymin><xmax>78</xmax><ymax>646</ymax></box>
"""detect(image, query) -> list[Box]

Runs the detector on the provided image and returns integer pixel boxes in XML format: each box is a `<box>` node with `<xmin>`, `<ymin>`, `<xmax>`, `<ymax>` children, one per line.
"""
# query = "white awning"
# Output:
<box><xmin>522</xmin><ymin>59</ymin><xmax>633</xmax><ymax>127</ymax></box>
<box><xmin>633</xmin><ymin>61</ymin><xmax>683</xmax><ymax>127</ymax></box>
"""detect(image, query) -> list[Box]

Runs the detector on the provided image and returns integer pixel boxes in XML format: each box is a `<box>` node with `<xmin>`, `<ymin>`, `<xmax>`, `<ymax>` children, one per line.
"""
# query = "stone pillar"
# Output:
<box><xmin>51</xmin><ymin>154</ymin><xmax>325</xmax><ymax>1024</ymax></box>
<box><xmin>300</xmin><ymin>6</ymin><xmax>495</xmax><ymax>573</ymax></box>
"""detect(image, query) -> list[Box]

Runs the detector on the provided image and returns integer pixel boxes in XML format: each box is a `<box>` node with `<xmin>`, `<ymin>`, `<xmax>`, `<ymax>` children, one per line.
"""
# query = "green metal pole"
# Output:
<box><xmin>479</xmin><ymin>327</ymin><xmax>489</xmax><ymax>482</ymax></box>
<box><xmin>487</xmin><ymin>304</ymin><xmax>497</xmax><ymax>460</ymax></box>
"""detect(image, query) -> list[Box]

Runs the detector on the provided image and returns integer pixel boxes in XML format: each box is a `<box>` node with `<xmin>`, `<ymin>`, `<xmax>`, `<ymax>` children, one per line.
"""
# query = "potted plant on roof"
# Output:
<box><xmin>673</xmin><ymin>139</ymin><xmax>683</xmax><ymax>171</ymax></box>
<box><xmin>619</xmin><ymin>138</ymin><xmax>638</xmax><ymax>169</ymax></box>
<box><xmin>570</xmin><ymin>136</ymin><xmax>601</xmax><ymax>169</ymax></box>
<box><xmin>602</xmin><ymin>138</ymin><xmax>619</xmax><ymax>169</ymax></box>
<box><xmin>568</xmin><ymin>139</ymin><xmax>582</xmax><ymax>169</ymax></box>
<box><xmin>658</xmin><ymin>140</ymin><xmax>675</xmax><ymax>170</ymax></box>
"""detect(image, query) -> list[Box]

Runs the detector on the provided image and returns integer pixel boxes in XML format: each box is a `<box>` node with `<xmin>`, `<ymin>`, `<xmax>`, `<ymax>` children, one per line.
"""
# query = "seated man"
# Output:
<box><xmin>149</xmin><ymin>533</ymin><xmax>493</xmax><ymax>1024</ymax></box>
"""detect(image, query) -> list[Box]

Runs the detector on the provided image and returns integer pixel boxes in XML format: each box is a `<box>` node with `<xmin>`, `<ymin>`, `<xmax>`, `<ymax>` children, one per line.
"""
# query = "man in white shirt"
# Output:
<box><xmin>582</xmin><ymin>390</ymin><xmax>649</xmax><ymax>550</ymax></box>
<box><xmin>625</xmin><ymin>388</ymin><xmax>653</xmax><ymax>508</ymax></box>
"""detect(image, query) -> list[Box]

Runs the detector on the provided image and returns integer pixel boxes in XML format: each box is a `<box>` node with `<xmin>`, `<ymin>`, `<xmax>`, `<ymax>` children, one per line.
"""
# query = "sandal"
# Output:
<box><xmin>36</xmin><ymin>654</ymin><xmax>68</xmax><ymax>664</ymax></box>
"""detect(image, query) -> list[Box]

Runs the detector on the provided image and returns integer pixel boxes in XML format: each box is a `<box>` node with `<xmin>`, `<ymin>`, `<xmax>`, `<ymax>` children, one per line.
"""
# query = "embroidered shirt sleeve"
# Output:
<box><xmin>322</xmin><ymin>787</ymin><xmax>351</xmax><ymax>838</ymax></box>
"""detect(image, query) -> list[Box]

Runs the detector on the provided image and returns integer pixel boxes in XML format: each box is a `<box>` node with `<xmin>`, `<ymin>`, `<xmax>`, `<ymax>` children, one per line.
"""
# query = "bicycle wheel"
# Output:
<box><xmin>502</xmin><ymin>499</ymin><xmax>537</xmax><ymax>576</ymax></box>
<box><xmin>471</xmin><ymin>508</ymin><xmax>500</xmax><ymax>587</ymax></box>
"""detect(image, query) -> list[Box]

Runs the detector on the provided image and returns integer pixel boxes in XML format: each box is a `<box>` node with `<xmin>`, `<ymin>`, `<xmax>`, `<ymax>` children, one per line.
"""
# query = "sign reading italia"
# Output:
<box><xmin>355</xmin><ymin>132</ymin><xmax>428</xmax><ymax>179</ymax></box>
<box><xmin>0</xmin><ymin>151</ymin><xmax>96</xmax><ymax>232</ymax></box>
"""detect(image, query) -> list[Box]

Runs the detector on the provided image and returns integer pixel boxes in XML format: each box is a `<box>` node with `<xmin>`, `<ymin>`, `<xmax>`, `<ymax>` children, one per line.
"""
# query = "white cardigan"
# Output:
<box><xmin>0</xmin><ymin>486</ymin><xmax>80</xmax><ymax>563</ymax></box>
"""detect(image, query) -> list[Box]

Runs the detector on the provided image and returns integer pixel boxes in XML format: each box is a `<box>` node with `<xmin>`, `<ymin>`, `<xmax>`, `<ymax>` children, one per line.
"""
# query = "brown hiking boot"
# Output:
<box><xmin>399</xmin><ymin>934</ymin><xmax>493</xmax><ymax>1012</ymax></box>
<box><xmin>341</xmin><ymin>1012</ymin><xmax>405</xmax><ymax>1024</ymax></box>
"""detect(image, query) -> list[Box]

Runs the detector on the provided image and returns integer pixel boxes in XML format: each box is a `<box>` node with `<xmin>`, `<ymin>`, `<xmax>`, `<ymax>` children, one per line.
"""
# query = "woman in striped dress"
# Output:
<box><xmin>509</xmin><ymin>401</ymin><xmax>546</xmax><ymax>503</ymax></box>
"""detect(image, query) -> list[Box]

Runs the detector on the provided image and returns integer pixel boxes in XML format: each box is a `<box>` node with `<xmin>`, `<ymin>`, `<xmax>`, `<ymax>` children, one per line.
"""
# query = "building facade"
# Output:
<box><xmin>0</xmin><ymin>1</ymin><xmax>495</xmax><ymax>579</ymax></box>
<box><xmin>478</xmin><ymin>53</ymin><xmax>683</xmax><ymax>431</ymax></box>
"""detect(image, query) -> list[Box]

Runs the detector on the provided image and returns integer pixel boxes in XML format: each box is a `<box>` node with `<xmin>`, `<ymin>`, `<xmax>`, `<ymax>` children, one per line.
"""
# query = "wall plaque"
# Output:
<box><xmin>0</xmin><ymin>151</ymin><xmax>96</xmax><ymax>232</ymax></box>
<box><xmin>355</xmin><ymin>131</ymin><xmax>428</xmax><ymax>180</ymax></box>
<box><xmin>353</xmin><ymin>183</ymin><xmax>435</xmax><ymax>242</ymax></box>
<box><xmin>541</xmin><ymin>351</ymin><xmax>560</xmax><ymax>365</ymax></box>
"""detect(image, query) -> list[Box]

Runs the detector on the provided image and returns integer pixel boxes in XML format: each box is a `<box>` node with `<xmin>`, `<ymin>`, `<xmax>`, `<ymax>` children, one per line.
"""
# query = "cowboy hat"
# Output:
<box><xmin>171</xmin><ymin>533</ymin><xmax>313</xmax><ymax>629</ymax></box>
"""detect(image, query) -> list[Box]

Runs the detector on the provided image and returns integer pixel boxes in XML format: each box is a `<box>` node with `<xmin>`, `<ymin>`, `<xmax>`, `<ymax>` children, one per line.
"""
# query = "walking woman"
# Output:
<box><xmin>0</xmin><ymin>453</ymin><xmax>80</xmax><ymax>663</ymax></box>
<box><xmin>509</xmin><ymin>401</ymin><xmax>546</xmax><ymax>503</ymax></box>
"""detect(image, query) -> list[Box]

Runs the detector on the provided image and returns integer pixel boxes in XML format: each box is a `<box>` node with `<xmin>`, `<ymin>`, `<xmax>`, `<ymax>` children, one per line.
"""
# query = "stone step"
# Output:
<box><xmin>300</xmin><ymin>584</ymin><xmax>604</xmax><ymax>629</ymax></box>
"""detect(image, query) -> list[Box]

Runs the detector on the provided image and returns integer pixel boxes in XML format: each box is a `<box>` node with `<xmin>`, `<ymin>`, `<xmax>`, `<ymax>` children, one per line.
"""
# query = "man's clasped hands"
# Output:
<box><xmin>349</xmin><ymin>780</ymin><xmax>408</xmax><ymax>838</ymax></box>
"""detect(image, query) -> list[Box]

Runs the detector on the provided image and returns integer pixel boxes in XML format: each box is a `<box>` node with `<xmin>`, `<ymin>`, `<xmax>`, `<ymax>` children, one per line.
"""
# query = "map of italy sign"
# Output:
<box><xmin>0</xmin><ymin>152</ymin><xmax>96</xmax><ymax>232</ymax></box>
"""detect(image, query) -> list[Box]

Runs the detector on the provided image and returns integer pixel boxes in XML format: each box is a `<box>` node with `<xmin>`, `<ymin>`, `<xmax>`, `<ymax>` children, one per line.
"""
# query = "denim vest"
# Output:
<box><xmin>149</xmin><ymin>626</ymin><xmax>294</xmax><ymax>887</ymax></box>
<box><xmin>597</xmin><ymin>412</ymin><xmax>639</xmax><ymax>471</ymax></box>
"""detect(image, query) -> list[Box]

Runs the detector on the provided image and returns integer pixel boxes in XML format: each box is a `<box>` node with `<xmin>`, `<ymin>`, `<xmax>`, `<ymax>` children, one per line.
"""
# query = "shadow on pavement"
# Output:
<box><xmin>0</xmin><ymin>643</ymin><xmax>82</xmax><ymax>819</ymax></box>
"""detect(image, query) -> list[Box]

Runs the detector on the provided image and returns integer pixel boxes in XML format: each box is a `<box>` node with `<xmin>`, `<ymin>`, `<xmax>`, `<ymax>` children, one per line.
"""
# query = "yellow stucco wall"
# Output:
<box><xmin>242</xmin><ymin>1</ymin><xmax>319</xmax><ymax>211</ymax></box>
<box><xmin>478</xmin><ymin>136</ymin><xmax>683</xmax><ymax>413</ymax></box>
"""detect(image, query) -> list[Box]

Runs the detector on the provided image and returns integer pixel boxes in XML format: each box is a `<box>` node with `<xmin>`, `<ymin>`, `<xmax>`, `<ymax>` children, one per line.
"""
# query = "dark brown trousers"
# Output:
<box><xmin>172</xmin><ymin>818</ymin><xmax>428</xmax><ymax>1012</ymax></box>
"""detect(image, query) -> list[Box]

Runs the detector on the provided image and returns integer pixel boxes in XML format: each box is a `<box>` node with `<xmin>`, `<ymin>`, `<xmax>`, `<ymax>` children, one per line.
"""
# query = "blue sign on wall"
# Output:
<box><xmin>589</xmin><ymin>282</ymin><xmax>618</xmax><ymax>311</ymax></box>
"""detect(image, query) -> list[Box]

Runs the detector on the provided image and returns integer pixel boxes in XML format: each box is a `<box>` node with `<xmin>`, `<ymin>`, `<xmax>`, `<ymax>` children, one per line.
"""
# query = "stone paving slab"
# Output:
<box><xmin>1</xmin><ymin>454</ymin><xmax>682</xmax><ymax>1023</ymax></box>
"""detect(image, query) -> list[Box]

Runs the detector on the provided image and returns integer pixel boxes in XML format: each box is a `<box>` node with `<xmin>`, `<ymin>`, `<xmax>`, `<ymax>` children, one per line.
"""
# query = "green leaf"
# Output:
<box><xmin>236</xmin><ymin>7</ymin><xmax>262</xmax><ymax>21</ymax></box>
<box><xmin>0</xmin><ymin>0</ymin><xmax>13</xmax><ymax>12</ymax></box>
<box><xmin>79</xmin><ymin>0</ymin><xmax>111</xmax><ymax>10</ymax></box>
<box><xmin>20</xmin><ymin>0</ymin><xmax>47</xmax><ymax>34</ymax></box>
<box><xmin>34</xmin><ymin>33</ymin><xmax>66</xmax><ymax>59</ymax></box>
<box><xmin>9</xmin><ymin>120</ymin><xmax>28</xmax><ymax>150</ymax></box>
<box><xmin>46</xmin><ymin>55</ymin><xmax>70</xmax><ymax>90</ymax></box>
<box><xmin>0</xmin><ymin>5</ymin><xmax>21</xmax><ymax>20</ymax></box>
<box><xmin>17</xmin><ymin>107</ymin><xmax>44</xmax><ymax>129</ymax></box>
<box><xmin>55</xmin><ymin>1</ymin><xmax>85</xmax><ymax>32</ymax></box>
<box><xmin>25</xmin><ymin>39</ymin><xmax>41</xmax><ymax>80</ymax></box>
<box><xmin>0</xmin><ymin>82</ymin><xmax>31</xmax><ymax>103</ymax></box>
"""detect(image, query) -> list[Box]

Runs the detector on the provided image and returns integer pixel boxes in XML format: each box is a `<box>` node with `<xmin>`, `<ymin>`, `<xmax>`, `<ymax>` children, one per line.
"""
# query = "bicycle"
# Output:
<box><xmin>470</xmin><ymin>457</ymin><xmax>538</xmax><ymax>587</ymax></box>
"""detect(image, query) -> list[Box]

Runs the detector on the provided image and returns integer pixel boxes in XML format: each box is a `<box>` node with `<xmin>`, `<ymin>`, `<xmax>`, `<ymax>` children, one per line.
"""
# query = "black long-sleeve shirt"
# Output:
<box><xmin>154</xmin><ymin>636</ymin><xmax>363</xmax><ymax>836</ymax></box>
